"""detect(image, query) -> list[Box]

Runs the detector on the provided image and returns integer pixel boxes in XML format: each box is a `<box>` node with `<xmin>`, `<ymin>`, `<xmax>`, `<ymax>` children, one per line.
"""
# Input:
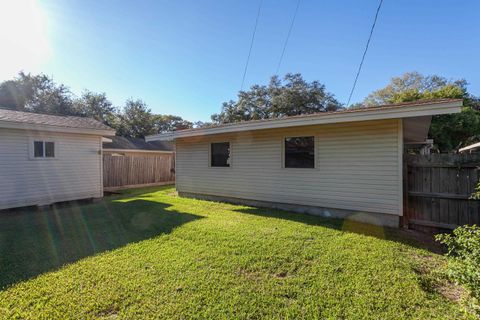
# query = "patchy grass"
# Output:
<box><xmin>0</xmin><ymin>186</ymin><xmax>475</xmax><ymax>319</ymax></box>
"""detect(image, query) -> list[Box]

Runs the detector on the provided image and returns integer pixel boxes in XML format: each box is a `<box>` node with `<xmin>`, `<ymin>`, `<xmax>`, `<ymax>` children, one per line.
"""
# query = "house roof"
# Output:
<box><xmin>103</xmin><ymin>136</ymin><xmax>174</xmax><ymax>153</ymax></box>
<box><xmin>459</xmin><ymin>141</ymin><xmax>480</xmax><ymax>153</ymax></box>
<box><xmin>0</xmin><ymin>108</ymin><xmax>115</xmax><ymax>136</ymax></box>
<box><xmin>146</xmin><ymin>99</ymin><xmax>463</xmax><ymax>141</ymax></box>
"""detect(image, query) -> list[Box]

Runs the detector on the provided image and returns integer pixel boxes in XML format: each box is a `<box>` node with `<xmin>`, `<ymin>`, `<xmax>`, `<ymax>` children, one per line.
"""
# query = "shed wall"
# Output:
<box><xmin>176</xmin><ymin>119</ymin><xmax>403</xmax><ymax>216</ymax></box>
<box><xmin>0</xmin><ymin>128</ymin><xmax>103</xmax><ymax>210</ymax></box>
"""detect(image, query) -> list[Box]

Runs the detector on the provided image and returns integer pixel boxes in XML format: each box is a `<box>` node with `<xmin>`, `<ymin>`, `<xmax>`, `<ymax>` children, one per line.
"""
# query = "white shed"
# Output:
<box><xmin>146</xmin><ymin>99</ymin><xmax>463</xmax><ymax>228</ymax></box>
<box><xmin>0</xmin><ymin>109</ymin><xmax>115</xmax><ymax>210</ymax></box>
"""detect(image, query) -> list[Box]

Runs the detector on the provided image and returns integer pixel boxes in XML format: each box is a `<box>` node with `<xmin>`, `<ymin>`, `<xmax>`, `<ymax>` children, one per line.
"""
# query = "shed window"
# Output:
<box><xmin>211</xmin><ymin>142</ymin><xmax>230</xmax><ymax>167</ymax></box>
<box><xmin>284</xmin><ymin>136</ymin><xmax>314</xmax><ymax>168</ymax></box>
<box><xmin>34</xmin><ymin>141</ymin><xmax>44</xmax><ymax>157</ymax></box>
<box><xmin>45</xmin><ymin>142</ymin><xmax>55</xmax><ymax>157</ymax></box>
<box><xmin>33</xmin><ymin>140</ymin><xmax>55</xmax><ymax>158</ymax></box>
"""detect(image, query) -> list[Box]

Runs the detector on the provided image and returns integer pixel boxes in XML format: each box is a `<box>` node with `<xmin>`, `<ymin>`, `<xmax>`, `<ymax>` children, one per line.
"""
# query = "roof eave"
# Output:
<box><xmin>0</xmin><ymin>120</ymin><xmax>116</xmax><ymax>136</ymax></box>
<box><xmin>146</xmin><ymin>100</ymin><xmax>462</xmax><ymax>141</ymax></box>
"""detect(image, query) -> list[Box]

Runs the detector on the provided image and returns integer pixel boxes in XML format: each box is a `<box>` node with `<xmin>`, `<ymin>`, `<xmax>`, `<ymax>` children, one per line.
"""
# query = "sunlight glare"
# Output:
<box><xmin>0</xmin><ymin>0</ymin><xmax>50</xmax><ymax>79</ymax></box>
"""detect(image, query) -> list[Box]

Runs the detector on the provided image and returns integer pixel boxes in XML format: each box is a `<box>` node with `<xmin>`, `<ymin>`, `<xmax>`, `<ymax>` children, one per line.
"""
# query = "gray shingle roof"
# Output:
<box><xmin>103</xmin><ymin>136</ymin><xmax>174</xmax><ymax>151</ymax></box>
<box><xmin>0</xmin><ymin>108</ymin><xmax>113</xmax><ymax>131</ymax></box>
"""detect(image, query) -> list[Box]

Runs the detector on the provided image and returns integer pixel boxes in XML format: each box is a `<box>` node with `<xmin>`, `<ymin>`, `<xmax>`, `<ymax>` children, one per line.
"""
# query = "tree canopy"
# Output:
<box><xmin>0</xmin><ymin>72</ymin><xmax>194</xmax><ymax>139</ymax></box>
<box><xmin>211</xmin><ymin>73</ymin><xmax>342</xmax><ymax>124</ymax></box>
<box><xmin>1</xmin><ymin>71</ymin><xmax>479</xmax><ymax>150</ymax></box>
<box><xmin>361</xmin><ymin>72</ymin><xmax>480</xmax><ymax>152</ymax></box>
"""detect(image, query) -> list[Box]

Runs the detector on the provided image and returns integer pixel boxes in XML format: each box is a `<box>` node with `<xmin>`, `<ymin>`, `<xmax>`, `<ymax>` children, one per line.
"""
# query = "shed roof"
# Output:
<box><xmin>103</xmin><ymin>136</ymin><xmax>174</xmax><ymax>152</ymax></box>
<box><xmin>0</xmin><ymin>108</ymin><xmax>115</xmax><ymax>136</ymax></box>
<box><xmin>146</xmin><ymin>99</ymin><xmax>463</xmax><ymax>141</ymax></box>
<box><xmin>459</xmin><ymin>141</ymin><xmax>480</xmax><ymax>153</ymax></box>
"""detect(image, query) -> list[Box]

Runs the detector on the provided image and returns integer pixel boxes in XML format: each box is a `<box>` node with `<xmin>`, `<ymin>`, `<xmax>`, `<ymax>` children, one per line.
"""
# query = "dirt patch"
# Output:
<box><xmin>411</xmin><ymin>252</ymin><xmax>466</xmax><ymax>303</ymax></box>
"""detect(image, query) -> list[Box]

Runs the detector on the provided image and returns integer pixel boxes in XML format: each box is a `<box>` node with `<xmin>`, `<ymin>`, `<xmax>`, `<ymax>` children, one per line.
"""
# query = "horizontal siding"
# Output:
<box><xmin>0</xmin><ymin>128</ymin><xmax>102</xmax><ymax>210</ymax></box>
<box><xmin>176</xmin><ymin>119</ymin><xmax>402</xmax><ymax>215</ymax></box>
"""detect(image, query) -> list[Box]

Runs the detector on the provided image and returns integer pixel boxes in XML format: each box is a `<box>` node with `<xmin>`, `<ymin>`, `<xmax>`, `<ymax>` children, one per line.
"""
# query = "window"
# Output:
<box><xmin>34</xmin><ymin>141</ymin><xmax>44</xmax><ymax>157</ymax></box>
<box><xmin>211</xmin><ymin>142</ymin><xmax>230</xmax><ymax>167</ymax></box>
<box><xmin>45</xmin><ymin>142</ymin><xmax>55</xmax><ymax>157</ymax></box>
<box><xmin>32</xmin><ymin>140</ymin><xmax>55</xmax><ymax>159</ymax></box>
<box><xmin>284</xmin><ymin>136</ymin><xmax>314</xmax><ymax>168</ymax></box>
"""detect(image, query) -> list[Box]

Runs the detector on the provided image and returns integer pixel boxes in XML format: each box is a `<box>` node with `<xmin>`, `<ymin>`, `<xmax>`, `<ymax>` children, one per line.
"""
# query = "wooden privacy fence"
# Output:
<box><xmin>103</xmin><ymin>154</ymin><xmax>175</xmax><ymax>190</ymax></box>
<box><xmin>405</xmin><ymin>153</ymin><xmax>480</xmax><ymax>230</ymax></box>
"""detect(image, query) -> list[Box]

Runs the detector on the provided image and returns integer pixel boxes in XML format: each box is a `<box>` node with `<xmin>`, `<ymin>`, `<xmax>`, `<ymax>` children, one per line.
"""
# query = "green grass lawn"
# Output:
<box><xmin>0</xmin><ymin>186</ymin><xmax>474</xmax><ymax>319</ymax></box>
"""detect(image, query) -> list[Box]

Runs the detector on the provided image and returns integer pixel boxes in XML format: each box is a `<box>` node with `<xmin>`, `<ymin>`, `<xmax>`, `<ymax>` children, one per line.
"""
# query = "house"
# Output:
<box><xmin>0</xmin><ymin>109</ymin><xmax>115</xmax><ymax>210</ymax></box>
<box><xmin>146</xmin><ymin>99</ymin><xmax>463</xmax><ymax>227</ymax></box>
<box><xmin>103</xmin><ymin>136</ymin><xmax>174</xmax><ymax>157</ymax></box>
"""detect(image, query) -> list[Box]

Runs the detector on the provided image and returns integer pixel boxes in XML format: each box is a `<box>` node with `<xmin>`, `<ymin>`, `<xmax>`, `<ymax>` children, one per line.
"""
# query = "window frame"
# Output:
<box><xmin>282</xmin><ymin>135</ymin><xmax>316</xmax><ymax>169</ymax></box>
<box><xmin>208</xmin><ymin>141</ymin><xmax>232</xmax><ymax>168</ymax></box>
<box><xmin>29</xmin><ymin>138</ymin><xmax>58</xmax><ymax>160</ymax></box>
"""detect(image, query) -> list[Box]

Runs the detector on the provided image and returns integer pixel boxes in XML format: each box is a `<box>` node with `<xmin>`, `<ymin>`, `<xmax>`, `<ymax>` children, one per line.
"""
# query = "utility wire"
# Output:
<box><xmin>346</xmin><ymin>0</ymin><xmax>384</xmax><ymax>107</ymax></box>
<box><xmin>240</xmin><ymin>0</ymin><xmax>263</xmax><ymax>91</ymax></box>
<box><xmin>275</xmin><ymin>0</ymin><xmax>301</xmax><ymax>75</ymax></box>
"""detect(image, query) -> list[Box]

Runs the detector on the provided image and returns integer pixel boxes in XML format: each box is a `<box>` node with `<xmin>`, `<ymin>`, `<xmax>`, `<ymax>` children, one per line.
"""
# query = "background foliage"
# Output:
<box><xmin>212</xmin><ymin>73</ymin><xmax>342</xmax><ymax>124</ymax></box>
<box><xmin>360</xmin><ymin>72</ymin><xmax>480</xmax><ymax>152</ymax></box>
<box><xmin>0</xmin><ymin>71</ymin><xmax>478</xmax><ymax>149</ymax></box>
<box><xmin>0</xmin><ymin>72</ymin><xmax>193</xmax><ymax>138</ymax></box>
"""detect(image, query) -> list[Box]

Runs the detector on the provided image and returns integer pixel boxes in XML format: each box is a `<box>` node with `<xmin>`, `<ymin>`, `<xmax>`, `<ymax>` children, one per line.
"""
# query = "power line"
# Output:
<box><xmin>346</xmin><ymin>0</ymin><xmax>384</xmax><ymax>107</ymax></box>
<box><xmin>275</xmin><ymin>0</ymin><xmax>301</xmax><ymax>75</ymax></box>
<box><xmin>240</xmin><ymin>0</ymin><xmax>263</xmax><ymax>91</ymax></box>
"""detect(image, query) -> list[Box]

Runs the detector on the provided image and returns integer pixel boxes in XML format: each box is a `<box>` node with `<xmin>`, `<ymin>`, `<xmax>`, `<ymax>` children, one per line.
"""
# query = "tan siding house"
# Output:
<box><xmin>146</xmin><ymin>99</ymin><xmax>463</xmax><ymax>227</ymax></box>
<box><xmin>0</xmin><ymin>109</ymin><xmax>115</xmax><ymax>210</ymax></box>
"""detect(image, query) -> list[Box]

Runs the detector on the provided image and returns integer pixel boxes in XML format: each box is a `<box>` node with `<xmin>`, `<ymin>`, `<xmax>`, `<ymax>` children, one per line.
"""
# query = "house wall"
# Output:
<box><xmin>0</xmin><ymin>128</ymin><xmax>103</xmax><ymax>210</ymax></box>
<box><xmin>175</xmin><ymin>119</ymin><xmax>403</xmax><ymax>223</ymax></box>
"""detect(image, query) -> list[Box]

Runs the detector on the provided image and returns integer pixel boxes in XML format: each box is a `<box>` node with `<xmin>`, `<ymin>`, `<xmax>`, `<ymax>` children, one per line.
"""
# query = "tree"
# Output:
<box><xmin>0</xmin><ymin>72</ymin><xmax>198</xmax><ymax>138</ymax></box>
<box><xmin>73</xmin><ymin>91</ymin><xmax>118</xmax><ymax>127</ymax></box>
<box><xmin>361</xmin><ymin>72</ymin><xmax>480</xmax><ymax>152</ymax></box>
<box><xmin>152</xmin><ymin>114</ymin><xmax>193</xmax><ymax>133</ymax></box>
<box><xmin>211</xmin><ymin>73</ymin><xmax>342</xmax><ymax>124</ymax></box>
<box><xmin>116</xmin><ymin>99</ymin><xmax>155</xmax><ymax>138</ymax></box>
<box><xmin>0</xmin><ymin>72</ymin><xmax>76</xmax><ymax>115</ymax></box>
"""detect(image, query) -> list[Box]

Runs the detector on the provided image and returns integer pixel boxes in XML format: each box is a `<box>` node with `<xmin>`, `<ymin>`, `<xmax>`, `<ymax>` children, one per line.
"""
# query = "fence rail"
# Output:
<box><xmin>103</xmin><ymin>154</ymin><xmax>175</xmax><ymax>190</ymax></box>
<box><xmin>405</xmin><ymin>153</ymin><xmax>480</xmax><ymax>231</ymax></box>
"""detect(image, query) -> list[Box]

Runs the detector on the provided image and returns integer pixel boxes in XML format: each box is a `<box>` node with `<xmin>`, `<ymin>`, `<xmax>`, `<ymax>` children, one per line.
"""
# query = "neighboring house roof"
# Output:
<box><xmin>146</xmin><ymin>99</ymin><xmax>463</xmax><ymax>141</ymax></box>
<box><xmin>459</xmin><ymin>141</ymin><xmax>480</xmax><ymax>153</ymax></box>
<box><xmin>0</xmin><ymin>108</ymin><xmax>115</xmax><ymax>136</ymax></box>
<box><xmin>103</xmin><ymin>136</ymin><xmax>174</xmax><ymax>153</ymax></box>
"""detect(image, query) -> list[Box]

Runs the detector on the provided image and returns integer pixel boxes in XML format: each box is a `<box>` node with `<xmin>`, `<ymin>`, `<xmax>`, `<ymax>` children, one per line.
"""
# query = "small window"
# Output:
<box><xmin>45</xmin><ymin>142</ymin><xmax>55</xmax><ymax>157</ymax></box>
<box><xmin>34</xmin><ymin>141</ymin><xmax>44</xmax><ymax>158</ymax></box>
<box><xmin>32</xmin><ymin>140</ymin><xmax>55</xmax><ymax>159</ymax></box>
<box><xmin>211</xmin><ymin>142</ymin><xmax>230</xmax><ymax>167</ymax></box>
<box><xmin>284</xmin><ymin>136</ymin><xmax>314</xmax><ymax>168</ymax></box>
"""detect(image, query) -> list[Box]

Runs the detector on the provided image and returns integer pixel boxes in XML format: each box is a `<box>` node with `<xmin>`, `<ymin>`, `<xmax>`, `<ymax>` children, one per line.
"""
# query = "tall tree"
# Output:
<box><xmin>116</xmin><ymin>99</ymin><xmax>155</xmax><ymax>138</ymax></box>
<box><xmin>0</xmin><ymin>72</ymin><xmax>76</xmax><ymax>115</ymax></box>
<box><xmin>152</xmin><ymin>114</ymin><xmax>193</xmax><ymax>133</ymax></box>
<box><xmin>361</xmin><ymin>72</ymin><xmax>480</xmax><ymax>152</ymax></box>
<box><xmin>74</xmin><ymin>90</ymin><xmax>118</xmax><ymax>127</ymax></box>
<box><xmin>211</xmin><ymin>73</ymin><xmax>342</xmax><ymax>124</ymax></box>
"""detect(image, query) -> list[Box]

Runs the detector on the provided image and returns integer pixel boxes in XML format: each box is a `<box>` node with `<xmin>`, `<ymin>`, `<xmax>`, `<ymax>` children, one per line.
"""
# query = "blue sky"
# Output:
<box><xmin>2</xmin><ymin>0</ymin><xmax>479</xmax><ymax>122</ymax></box>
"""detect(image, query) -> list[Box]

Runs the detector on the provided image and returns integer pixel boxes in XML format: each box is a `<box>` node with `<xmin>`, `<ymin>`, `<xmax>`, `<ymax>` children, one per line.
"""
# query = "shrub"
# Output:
<box><xmin>471</xmin><ymin>181</ymin><xmax>480</xmax><ymax>200</ymax></box>
<box><xmin>436</xmin><ymin>225</ymin><xmax>480</xmax><ymax>311</ymax></box>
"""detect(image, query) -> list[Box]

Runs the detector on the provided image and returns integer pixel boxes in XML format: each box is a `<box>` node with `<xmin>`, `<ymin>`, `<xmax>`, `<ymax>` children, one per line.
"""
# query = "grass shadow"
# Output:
<box><xmin>0</xmin><ymin>196</ymin><xmax>202</xmax><ymax>289</ymax></box>
<box><xmin>232</xmin><ymin>206</ymin><xmax>442</xmax><ymax>253</ymax></box>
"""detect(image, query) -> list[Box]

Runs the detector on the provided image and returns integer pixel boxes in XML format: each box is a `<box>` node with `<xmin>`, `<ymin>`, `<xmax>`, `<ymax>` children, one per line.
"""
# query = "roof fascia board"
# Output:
<box><xmin>0</xmin><ymin>120</ymin><xmax>116</xmax><ymax>136</ymax></box>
